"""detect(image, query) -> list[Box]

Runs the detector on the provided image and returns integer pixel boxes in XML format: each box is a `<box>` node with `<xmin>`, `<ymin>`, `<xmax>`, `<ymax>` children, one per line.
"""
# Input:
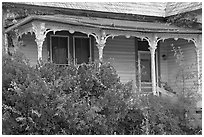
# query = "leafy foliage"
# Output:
<box><xmin>2</xmin><ymin>53</ymin><xmax>143</xmax><ymax>135</ymax></box>
<box><xmin>167</xmin><ymin>12</ymin><xmax>201</xmax><ymax>29</ymax></box>
<box><xmin>2</xmin><ymin>53</ymin><xmax>201</xmax><ymax>135</ymax></box>
<box><xmin>169</xmin><ymin>44</ymin><xmax>202</xmax><ymax>134</ymax></box>
<box><xmin>3</xmin><ymin>2</ymin><xmax>57</xmax><ymax>27</ymax></box>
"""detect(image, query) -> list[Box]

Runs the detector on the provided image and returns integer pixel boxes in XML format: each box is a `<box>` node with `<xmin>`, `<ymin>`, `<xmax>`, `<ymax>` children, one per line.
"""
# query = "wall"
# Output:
<box><xmin>198</xmin><ymin>41</ymin><xmax>202</xmax><ymax>81</ymax></box>
<box><xmin>19</xmin><ymin>33</ymin><xmax>48</xmax><ymax>66</ymax></box>
<box><xmin>159</xmin><ymin>41</ymin><xmax>169</xmax><ymax>83</ymax></box>
<box><xmin>19</xmin><ymin>31</ymin><xmax>94</xmax><ymax>66</ymax></box>
<box><xmin>20</xmin><ymin>33</ymin><xmax>136</xmax><ymax>83</ymax></box>
<box><xmin>94</xmin><ymin>36</ymin><xmax>136</xmax><ymax>83</ymax></box>
<box><xmin>159</xmin><ymin>38</ymin><xmax>197</xmax><ymax>93</ymax></box>
<box><xmin>19</xmin><ymin>33</ymin><xmax>200</xmax><ymax>93</ymax></box>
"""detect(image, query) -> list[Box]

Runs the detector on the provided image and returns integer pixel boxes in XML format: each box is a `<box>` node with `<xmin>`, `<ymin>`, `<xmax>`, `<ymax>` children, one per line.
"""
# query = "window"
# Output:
<box><xmin>50</xmin><ymin>34</ymin><xmax>92</xmax><ymax>65</ymax></box>
<box><xmin>50</xmin><ymin>35</ymin><xmax>69</xmax><ymax>64</ymax></box>
<box><xmin>73</xmin><ymin>36</ymin><xmax>91</xmax><ymax>64</ymax></box>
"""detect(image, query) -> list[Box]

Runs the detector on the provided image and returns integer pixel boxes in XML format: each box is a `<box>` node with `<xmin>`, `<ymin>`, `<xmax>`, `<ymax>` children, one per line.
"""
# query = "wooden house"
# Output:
<box><xmin>3</xmin><ymin>2</ymin><xmax>202</xmax><ymax>97</ymax></box>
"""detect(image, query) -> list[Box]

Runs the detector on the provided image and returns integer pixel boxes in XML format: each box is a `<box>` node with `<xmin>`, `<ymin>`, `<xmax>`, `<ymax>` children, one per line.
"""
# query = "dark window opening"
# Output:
<box><xmin>74</xmin><ymin>37</ymin><xmax>90</xmax><ymax>64</ymax></box>
<box><xmin>141</xmin><ymin>58</ymin><xmax>151</xmax><ymax>82</ymax></box>
<box><xmin>51</xmin><ymin>36</ymin><xmax>69</xmax><ymax>64</ymax></box>
<box><xmin>138</xmin><ymin>40</ymin><xmax>149</xmax><ymax>51</ymax></box>
<box><xmin>50</xmin><ymin>33</ymin><xmax>92</xmax><ymax>65</ymax></box>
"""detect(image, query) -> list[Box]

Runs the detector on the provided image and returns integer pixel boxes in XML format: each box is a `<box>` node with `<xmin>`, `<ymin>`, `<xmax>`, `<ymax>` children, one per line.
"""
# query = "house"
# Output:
<box><xmin>3</xmin><ymin>2</ymin><xmax>202</xmax><ymax>97</ymax></box>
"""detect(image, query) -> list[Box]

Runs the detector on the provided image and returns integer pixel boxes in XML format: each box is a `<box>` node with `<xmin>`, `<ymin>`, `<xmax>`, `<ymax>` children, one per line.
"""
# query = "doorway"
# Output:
<box><xmin>138</xmin><ymin>51</ymin><xmax>152</xmax><ymax>92</ymax></box>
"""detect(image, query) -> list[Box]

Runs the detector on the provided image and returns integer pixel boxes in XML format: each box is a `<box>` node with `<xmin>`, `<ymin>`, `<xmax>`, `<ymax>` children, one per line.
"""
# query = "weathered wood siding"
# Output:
<box><xmin>21</xmin><ymin>33</ymin><xmax>137</xmax><ymax>84</ymax></box>
<box><xmin>94</xmin><ymin>36</ymin><xmax>136</xmax><ymax>83</ymax></box>
<box><xmin>159</xmin><ymin>38</ymin><xmax>198</xmax><ymax>93</ymax></box>
<box><xmin>20</xmin><ymin>33</ymin><xmax>48</xmax><ymax>66</ymax></box>
<box><xmin>198</xmin><ymin>42</ymin><xmax>202</xmax><ymax>77</ymax></box>
<box><xmin>159</xmin><ymin>42</ymin><xmax>168</xmax><ymax>83</ymax></box>
<box><xmin>19</xmin><ymin>33</ymin><xmax>201</xmax><ymax>93</ymax></box>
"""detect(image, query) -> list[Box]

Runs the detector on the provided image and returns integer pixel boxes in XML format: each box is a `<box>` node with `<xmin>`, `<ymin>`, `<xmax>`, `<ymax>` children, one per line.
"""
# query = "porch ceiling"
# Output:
<box><xmin>5</xmin><ymin>14</ymin><xmax>201</xmax><ymax>34</ymax></box>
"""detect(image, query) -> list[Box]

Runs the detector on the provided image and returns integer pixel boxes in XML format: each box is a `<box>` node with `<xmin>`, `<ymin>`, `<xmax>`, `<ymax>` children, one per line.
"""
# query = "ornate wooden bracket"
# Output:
<box><xmin>191</xmin><ymin>35</ymin><xmax>202</xmax><ymax>48</ymax></box>
<box><xmin>145</xmin><ymin>34</ymin><xmax>161</xmax><ymax>49</ymax></box>
<box><xmin>32</xmin><ymin>22</ymin><xmax>51</xmax><ymax>62</ymax></box>
<box><xmin>89</xmin><ymin>30</ymin><xmax>113</xmax><ymax>62</ymax></box>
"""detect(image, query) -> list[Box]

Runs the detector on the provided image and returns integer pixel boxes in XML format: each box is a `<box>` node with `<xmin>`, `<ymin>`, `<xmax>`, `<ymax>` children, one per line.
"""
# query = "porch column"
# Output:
<box><xmin>4</xmin><ymin>33</ymin><xmax>8</xmax><ymax>54</ymax></box>
<box><xmin>32</xmin><ymin>22</ymin><xmax>47</xmax><ymax>63</ymax></box>
<box><xmin>96</xmin><ymin>43</ymin><xmax>105</xmax><ymax>62</ymax></box>
<box><xmin>193</xmin><ymin>35</ymin><xmax>202</xmax><ymax>94</ymax></box>
<box><xmin>147</xmin><ymin>35</ymin><xmax>159</xmax><ymax>95</ymax></box>
<box><xmin>12</xmin><ymin>33</ymin><xmax>20</xmax><ymax>52</ymax></box>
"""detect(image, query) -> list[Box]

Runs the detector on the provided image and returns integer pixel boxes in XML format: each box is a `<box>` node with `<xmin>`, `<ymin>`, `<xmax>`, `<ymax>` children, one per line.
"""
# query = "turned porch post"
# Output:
<box><xmin>147</xmin><ymin>35</ymin><xmax>159</xmax><ymax>95</ymax></box>
<box><xmin>97</xmin><ymin>43</ymin><xmax>105</xmax><ymax>62</ymax></box>
<box><xmin>32</xmin><ymin>22</ymin><xmax>47</xmax><ymax>63</ymax></box>
<box><xmin>193</xmin><ymin>35</ymin><xmax>202</xmax><ymax>94</ymax></box>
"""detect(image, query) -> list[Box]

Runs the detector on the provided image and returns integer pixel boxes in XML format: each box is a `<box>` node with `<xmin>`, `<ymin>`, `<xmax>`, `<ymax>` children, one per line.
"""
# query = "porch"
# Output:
<box><xmin>5</xmin><ymin>14</ymin><xmax>202</xmax><ymax>95</ymax></box>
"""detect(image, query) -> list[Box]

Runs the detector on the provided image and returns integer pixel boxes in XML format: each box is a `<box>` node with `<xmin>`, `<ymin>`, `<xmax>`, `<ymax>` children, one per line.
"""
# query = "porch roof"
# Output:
<box><xmin>9</xmin><ymin>2</ymin><xmax>202</xmax><ymax>17</ymax></box>
<box><xmin>5</xmin><ymin>14</ymin><xmax>201</xmax><ymax>34</ymax></box>
<box><xmin>165</xmin><ymin>2</ymin><xmax>202</xmax><ymax>17</ymax></box>
<box><xmin>9</xmin><ymin>2</ymin><xmax>167</xmax><ymax>17</ymax></box>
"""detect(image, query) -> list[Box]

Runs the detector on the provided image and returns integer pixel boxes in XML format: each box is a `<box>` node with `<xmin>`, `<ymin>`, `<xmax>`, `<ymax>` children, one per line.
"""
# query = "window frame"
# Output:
<box><xmin>73</xmin><ymin>36</ymin><xmax>92</xmax><ymax>65</ymax></box>
<box><xmin>50</xmin><ymin>35</ymin><xmax>70</xmax><ymax>65</ymax></box>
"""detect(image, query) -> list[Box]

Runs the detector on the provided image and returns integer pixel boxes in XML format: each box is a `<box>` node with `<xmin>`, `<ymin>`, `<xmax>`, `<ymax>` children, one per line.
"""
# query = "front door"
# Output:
<box><xmin>138</xmin><ymin>51</ymin><xmax>152</xmax><ymax>93</ymax></box>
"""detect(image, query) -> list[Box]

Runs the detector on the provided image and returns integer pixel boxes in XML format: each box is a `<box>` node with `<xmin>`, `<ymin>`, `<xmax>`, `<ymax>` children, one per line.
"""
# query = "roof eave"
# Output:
<box><xmin>5</xmin><ymin>15</ymin><xmax>202</xmax><ymax>35</ymax></box>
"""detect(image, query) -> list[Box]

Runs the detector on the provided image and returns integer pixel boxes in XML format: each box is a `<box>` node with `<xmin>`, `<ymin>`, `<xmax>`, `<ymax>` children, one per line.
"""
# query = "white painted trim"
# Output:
<box><xmin>155</xmin><ymin>50</ymin><xmax>159</xmax><ymax>86</ymax></box>
<box><xmin>138</xmin><ymin>51</ymin><xmax>150</xmax><ymax>54</ymax></box>
<box><xmin>141</xmin><ymin>82</ymin><xmax>152</xmax><ymax>84</ymax></box>
<box><xmin>50</xmin><ymin>35</ymin><xmax>69</xmax><ymax>64</ymax></box>
<box><xmin>73</xmin><ymin>36</ymin><xmax>92</xmax><ymax>65</ymax></box>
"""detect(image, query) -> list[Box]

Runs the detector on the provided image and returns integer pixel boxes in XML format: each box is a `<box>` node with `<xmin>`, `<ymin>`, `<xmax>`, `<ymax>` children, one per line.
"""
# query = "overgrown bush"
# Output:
<box><xmin>2</xmin><ymin>53</ymin><xmax>144</xmax><ymax>135</ymax></box>
<box><xmin>170</xmin><ymin>44</ymin><xmax>202</xmax><ymax>134</ymax></box>
<box><xmin>2</xmin><ymin>52</ymin><xmax>201</xmax><ymax>135</ymax></box>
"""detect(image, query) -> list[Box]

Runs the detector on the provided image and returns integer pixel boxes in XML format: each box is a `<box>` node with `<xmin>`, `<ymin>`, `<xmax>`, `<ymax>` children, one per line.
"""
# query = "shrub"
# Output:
<box><xmin>2</xmin><ymin>52</ymin><xmax>201</xmax><ymax>135</ymax></box>
<box><xmin>141</xmin><ymin>94</ymin><xmax>182</xmax><ymax>135</ymax></box>
<box><xmin>2</xmin><ymin>53</ymin><xmax>144</xmax><ymax>135</ymax></box>
<box><xmin>170</xmin><ymin>44</ymin><xmax>202</xmax><ymax>134</ymax></box>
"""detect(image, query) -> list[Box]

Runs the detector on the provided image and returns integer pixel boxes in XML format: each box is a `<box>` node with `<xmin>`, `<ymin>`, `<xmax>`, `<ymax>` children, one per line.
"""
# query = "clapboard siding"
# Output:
<box><xmin>198</xmin><ymin>44</ymin><xmax>202</xmax><ymax>76</ymax></box>
<box><xmin>19</xmin><ymin>33</ymin><xmax>201</xmax><ymax>92</ymax></box>
<box><xmin>94</xmin><ymin>36</ymin><xmax>136</xmax><ymax>83</ymax></box>
<box><xmin>160</xmin><ymin>38</ymin><xmax>197</xmax><ymax>93</ymax></box>
<box><xmin>159</xmin><ymin>42</ymin><xmax>168</xmax><ymax>82</ymax></box>
<box><xmin>168</xmin><ymin>39</ymin><xmax>197</xmax><ymax>92</ymax></box>
<box><xmin>20</xmin><ymin>33</ymin><xmax>48</xmax><ymax>66</ymax></box>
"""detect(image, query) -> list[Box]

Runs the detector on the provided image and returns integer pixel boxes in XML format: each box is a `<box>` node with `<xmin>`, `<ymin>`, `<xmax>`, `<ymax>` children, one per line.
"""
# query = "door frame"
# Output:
<box><xmin>138</xmin><ymin>50</ymin><xmax>159</xmax><ymax>92</ymax></box>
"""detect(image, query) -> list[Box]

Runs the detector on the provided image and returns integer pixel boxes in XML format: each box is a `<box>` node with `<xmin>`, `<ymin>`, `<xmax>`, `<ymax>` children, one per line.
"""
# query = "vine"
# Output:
<box><xmin>167</xmin><ymin>12</ymin><xmax>200</xmax><ymax>29</ymax></box>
